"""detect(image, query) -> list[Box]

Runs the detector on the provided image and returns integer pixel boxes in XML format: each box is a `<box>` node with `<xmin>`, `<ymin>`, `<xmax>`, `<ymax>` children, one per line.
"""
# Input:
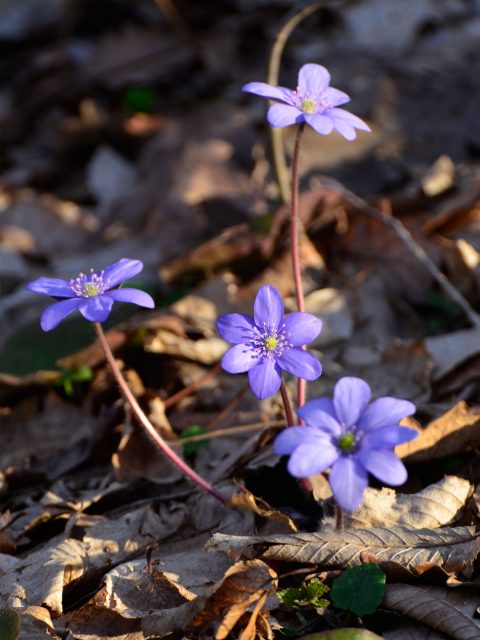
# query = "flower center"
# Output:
<box><xmin>69</xmin><ymin>269</ymin><xmax>107</xmax><ymax>298</ymax></box>
<box><xmin>250</xmin><ymin>322</ymin><xmax>292</xmax><ymax>359</ymax></box>
<box><xmin>337</xmin><ymin>432</ymin><xmax>357</xmax><ymax>454</ymax></box>
<box><xmin>264</xmin><ymin>336</ymin><xmax>278</xmax><ymax>351</ymax></box>
<box><xmin>301</xmin><ymin>98</ymin><xmax>317</xmax><ymax>114</ymax></box>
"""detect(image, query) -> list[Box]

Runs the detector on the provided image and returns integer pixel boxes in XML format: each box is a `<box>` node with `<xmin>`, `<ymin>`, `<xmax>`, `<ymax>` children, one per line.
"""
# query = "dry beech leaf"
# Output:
<box><xmin>207</xmin><ymin>526</ymin><xmax>479</xmax><ymax>576</ymax></box>
<box><xmin>0</xmin><ymin>504</ymin><xmax>186</xmax><ymax>614</ymax></box>
<box><xmin>343</xmin><ymin>476</ymin><xmax>472</xmax><ymax>529</ymax></box>
<box><xmin>228</xmin><ymin>488</ymin><xmax>297</xmax><ymax>534</ymax></box>
<box><xmin>396</xmin><ymin>401</ymin><xmax>480</xmax><ymax>462</ymax></box>
<box><xmin>383</xmin><ymin>584</ymin><xmax>480</xmax><ymax>640</ymax></box>
<box><xmin>142</xmin><ymin>560</ymin><xmax>276</xmax><ymax>639</ymax></box>
<box><xmin>190</xmin><ymin>560</ymin><xmax>277</xmax><ymax>640</ymax></box>
<box><xmin>383</xmin><ymin>623</ymin><xmax>448</xmax><ymax>639</ymax></box>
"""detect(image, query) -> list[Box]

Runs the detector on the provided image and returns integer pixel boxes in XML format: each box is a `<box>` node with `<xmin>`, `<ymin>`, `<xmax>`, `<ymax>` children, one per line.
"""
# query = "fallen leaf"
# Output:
<box><xmin>383</xmin><ymin>584</ymin><xmax>480</xmax><ymax>640</ymax></box>
<box><xmin>301</xmin><ymin>631</ymin><xmax>383</xmax><ymax>640</ymax></box>
<box><xmin>228</xmin><ymin>487</ymin><xmax>297</xmax><ymax>534</ymax></box>
<box><xmin>207</xmin><ymin>526</ymin><xmax>479</xmax><ymax>576</ymax></box>
<box><xmin>396</xmin><ymin>401</ymin><xmax>480</xmax><ymax>462</ymax></box>
<box><xmin>425</xmin><ymin>328</ymin><xmax>480</xmax><ymax>380</ymax></box>
<box><xmin>343</xmin><ymin>476</ymin><xmax>472</xmax><ymax>529</ymax></box>
<box><xmin>383</xmin><ymin>623</ymin><xmax>448</xmax><ymax>639</ymax></box>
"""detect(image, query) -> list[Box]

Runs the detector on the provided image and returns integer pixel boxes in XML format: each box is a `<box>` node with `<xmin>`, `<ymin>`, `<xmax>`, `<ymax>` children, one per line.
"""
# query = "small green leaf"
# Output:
<box><xmin>180</xmin><ymin>425</ymin><xmax>210</xmax><ymax>455</ymax></box>
<box><xmin>300</xmin><ymin>629</ymin><xmax>383</xmax><ymax>640</ymax></box>
<box><xmin>331</xmin><ymin>564</ymin><xmax>385</xmax><ymax>617</ymax></box>
<box><xmin>0</xmin><ymin>609</ymin><xmax>20</xmax><ymax>640</ymax></box>
<box><xmin>124</xmin><ymin>86</ymin><xmax>155</xmax><ymax>113</ymax></box>
<box><xmin>55</xmin><ymin>366</ymin><xmax>93</xmax><ymax>396</ymax></box>
<box><xmin>278</xmin><ymin>578</ymin><xmax>330</xmax><ymax>610</ymax></box>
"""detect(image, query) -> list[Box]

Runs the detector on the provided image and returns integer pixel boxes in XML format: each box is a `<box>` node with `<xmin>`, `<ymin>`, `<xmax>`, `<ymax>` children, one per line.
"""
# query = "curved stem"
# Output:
<box><xmin>280</xmin><ymin>382</ymin><xmax>295</xmax><ymax>426</ymax></box>
<box><xmin>291</xmin><ymin>123</ymin><xmax>307</xmax><ymax>410</ymax></box>
<box><xmin>94</xmin><ymin>323</ymin><xmax>226</xmax><ymax>504</ymax></box>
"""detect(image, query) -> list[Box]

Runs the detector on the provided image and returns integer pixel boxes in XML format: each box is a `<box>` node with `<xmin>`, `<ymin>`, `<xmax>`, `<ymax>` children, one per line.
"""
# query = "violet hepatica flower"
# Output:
<box><xmin>26</xmin><ymin>259</ymin><xmax>154</xmax><ymax>331</ymax></box>
<box><xmin>274</xmin><ymin>377</ymin><xmax>418</xmax><ymax>511</ymax></box>
<box><xmin>243</xmin><ymin>63</ymin><xmax>370</xmax><ymax>140</ymax></box>
<box><xmin>217</xmin><ymin>285</ymin><xmax>322</xmax><ymax>400</ymax></box>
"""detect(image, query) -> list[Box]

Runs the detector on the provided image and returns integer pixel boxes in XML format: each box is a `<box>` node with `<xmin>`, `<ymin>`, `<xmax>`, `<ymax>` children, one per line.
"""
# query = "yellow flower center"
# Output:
<box><xmin>337</xmin><ymin>433</ymin><xmax>356</xmax><ymax>454</ymax></box>
<box><xmin>264</xmin><ymin>336</ymin><xmax>278</xmax><ymax>351</ymax></box>
<box><xmin>301</xmin><ymin>98</ymin><xmax>317</xmax><ymax>114</ymax></box>
<box><xmin>83</xmin><ymin>282</ymin><xmax>100</xmax><ymax>297</ymax></box>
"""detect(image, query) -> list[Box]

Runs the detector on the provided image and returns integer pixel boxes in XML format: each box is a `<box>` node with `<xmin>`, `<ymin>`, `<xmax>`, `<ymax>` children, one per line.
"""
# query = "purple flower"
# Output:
<box><xmin>243</xmin><ymin>63</ymin><xmax>370</xmax><ymax>140</ymax></box>
<box><xmin>217</xmin><ymin>285</ymin><xmax>322</xmax><ymax>400</ymax></box>
<box><xmin>26</xmin><ymin>259</ymin><xmax>155</xmax><ymax>331</ymax></box>
<box><xmin>274</xmin><ymin>377</ymin><xmax>418</xmax><ymax>511</ymax></box>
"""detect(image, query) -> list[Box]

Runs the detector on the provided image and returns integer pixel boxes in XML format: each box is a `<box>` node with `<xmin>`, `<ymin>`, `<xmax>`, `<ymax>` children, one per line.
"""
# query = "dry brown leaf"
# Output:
<box><xmin>0</xmin><ymin>504</ymin><xmax>185</xmax><ymax>614</ymax></box>
<box><xmin>228</xmin><ymin>487</ymin><xmax>297</xmax><ymax>534</ymax></box>
<box><xmin>425</xmin><ymin>328</ymin><xmax>480</xmax><ymax>380</ymax></box>
<box><xmin>142</xmin><ymin>560</ymin><xmax>276</xmax><ymax>639</ymax></box>
<box><xmin>11</xmin><ymin>606</ymin><xmax>57</xmax><ymax>640</ymax></box>
<box><xmin>344</xmin><ymin>476</ymin><xmax>472</xmax><ymax>529</ymax></box>
<box><xmin>59</xmin><ymin>606</ymin><xmax>144</xmax><ymax>640</ymax></box>
<box><xmin>190</xmin><ymin>560</ymin><xmax>277</xmax><ymax>640</ymax></box>
<box><xmin>383</xmin><ymin>584</ymin><xmax>480</xmax><ymax>640</ymax></box>
<box><xmin>383</xmin><ymin>623</ymin><xmax>448</xmax><ymax>639</ymax></box>
<box><xmin>207</xmin><ymin>526</ymin><xmax>479</xmax><ymax>576</ymax></box>
<box><xmin>397</xmin><ymin>401</ymin><xmax>480</xmax><ymax>462</ymax></box>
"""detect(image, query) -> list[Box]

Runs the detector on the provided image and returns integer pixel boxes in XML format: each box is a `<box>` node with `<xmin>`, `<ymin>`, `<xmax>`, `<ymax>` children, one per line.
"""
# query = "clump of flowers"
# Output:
<box><xmin>274</xmin><ymin>377</ymin><xmax>418</xmax><ymax>511</ymax></box>
<box><xmin>217</xmin><ymin>285</ymin><xmax>322</xmax><ymax>400</ymax></box>
<box><xmin>243</xmin><ymin>63</ymin><xmax>370</xmax><ymax>140</ymax></box>
<box><xmin>26</xmin><ymin>258</ymin><xmax>154</xmax><ymax>331</ymax></box>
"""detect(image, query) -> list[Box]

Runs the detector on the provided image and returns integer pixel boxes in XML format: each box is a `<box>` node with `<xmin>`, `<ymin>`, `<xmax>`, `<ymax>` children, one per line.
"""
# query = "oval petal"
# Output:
<box><xmin>108</xmin><ymin>288</ymin><xmax>154</xmax><ymax>308</ymax></box>
<box><xmin>248</xmin><ymin>357</ymin><xmax>282</xmax><ymax>400</ymax></box>
<box><xmin>102</xmin><ymin>259</ymin><xmax>144</xmax><ymax>288</ymax></box>
<box><xmin>26</xmin><ymin>277</ymin><xmax>73</xmax><ymax>298</ymax></box>
<box><xmin>277</xmin><ymin>347</ymin><xmax>322</xmax><ymax>381</ymax></box>
<box><xmin>334</xmin><ymin>377</ymin><xmax>371</xmax><ymax>428</ymax></box>
<box><xmin>221</xmin><ymin>344</ymin><xmax>259</xmax><ymax>373</ymax></box>
<box><xmin>298</xmin><ymin>63</ymin><xmax>330</xmax><ymax>94</ymax></box>
<box><xmin>40</xmin><ymin>298</ymin><xmax>82</xmax><ymax>331</ymax></box>
<box><xmin>217</xmin><ymin>313</ymin><xmax>256</xmax><ymax>344</ymax></box>
<box><xmin>329</xmin><ymin>456</ymin><xmax>368</xmax><ymax>511</ymax></box>
<box><xmin>254</xmin><ymin>285</ymin><xmax>284</xmax><ymax>331</ymax></box>
<box><xmin>79</xmin><ymin>295</ymin><xmax>114</xmax><ymax>323</ymax></box>
<box><xmin>267</xmin><ymin>103</ymin><xmax>303</xmax><ymax>128</ymax></box>
<box><xmin>284</xmin><ymin>312</ymin><xmax>322</xmax><ymax>346</ymax></box>
<box><xmin>287</xmin><ymin>442</ymin><xmax>339</xmax><ymax>478</ymax></box>
<box><xmin>356</xmin><ymin>448</ymin><xmax>407</xmax><ymax>486</ymax></box>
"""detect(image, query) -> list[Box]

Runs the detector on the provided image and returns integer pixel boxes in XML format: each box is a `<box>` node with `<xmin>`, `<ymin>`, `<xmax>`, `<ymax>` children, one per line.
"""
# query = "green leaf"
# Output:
<box><xmin>331</xmin><ymin>564</ymin><xmax>385</xmax><ymax>617</ymax></box>
<box><xmin>300</xmin><ymin>629</ymin><xmax>383</xmax><ymax>640</ymax></box>
<box><xmin>0</xmin><ymin>609</ymin><xmax>20</xmax><ymax>640</ymax></box>
<box><xmin>278</xmin><ymin>578</ymin><xmax>330</xmax><ymax>610</ymax></box>
<box><xmin>124</xmin><ymin>86</ymin><xmax>155</xmax><ymax>113</ymax></box>
<box><xmin>180</xmin><ymin>425</ymin><xmax>210</xmax><ymax>456</ymax></box>
<box><xmin>55</xmin><ymin>366</ymin><xmax>93</xmax><ymax>396</ymax></box>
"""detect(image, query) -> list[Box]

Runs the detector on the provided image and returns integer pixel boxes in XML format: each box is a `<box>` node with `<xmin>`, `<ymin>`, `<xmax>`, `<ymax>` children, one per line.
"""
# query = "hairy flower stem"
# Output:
<box><xmin>291</xmin><ymin>122</ymin><xmax>306</xmax><ymax>410</ymax></box>
<box><xmin>280</xmin><ymin>382</ymin><xmax>295</xmax><ymax>426</ymax></box>
<box><xmin>94</xmin><ymin>323</ymin><xmax>226</xmax><ymax>504</ymax></box>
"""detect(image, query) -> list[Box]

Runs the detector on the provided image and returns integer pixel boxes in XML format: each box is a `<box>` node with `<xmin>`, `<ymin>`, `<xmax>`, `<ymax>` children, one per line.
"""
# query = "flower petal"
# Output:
<box><xmin>277</xmin><ymin>347</ymin><xmax>322</xmax><ymax>381</ymax></box>
<box><xmin>329</xmin><ymin>456</ymin><xmax>368</xmax><ymax>511</ymax></box>
<box><xmin>221</xmin><ymin>344</ymin><xmax>259</xmax><ymax>373</ymax></box>
<box><xmin>248</xmin><ymin>358</ymin><xmax>282</xmax><ymax>400</ymax></box>
<box><xmin>26</xmin><ymin>277</ymin><xmax>73</xmax><ymax>298</ymax></box>
<box><xmin>217</xmin><ymin>313</ymin><xmax>256</xmax><ymax>344</ymax></box>
<box><xmin>274</xmin><ymin>426</ymin><xmax>322</xmax><ymax>455</ymax></box>
<box><xmin>297</xmin><ymin>401</ymin><xmax>342</xmax><ymax>436</ymax></box>
<box><xmin>362</xmin><ymin>425</ymin><xmax>418</xmax><ymax>449</ymax></box>
<box><xmin>287</xmin><ymin>442</ymin><xmax>339</xmax><ymax>477</ymax></box>
<box><xmin>108</xmin><ymin>288</ymin><xmax>154</xmax><ymax>308</ymax></box>
<box><xmin>79</xmin><ymin>295</ymin><xmax>114</xmax><ymax>323</ymax></box>
<box><xmin>334</xmin><ymin>377</ymin><xmax>371</xmax><ymax>428</ymax></box>
<box><xmin>356</xmin><ymin>448</ymin><xmax>407</xmax><ymax>486</ymax></box>
<box><xmin>323</xmin><ymin>87</ymin><xmax>350</xmax><ymax>107</ymax></box>
<box><xmin>298</xmin><ymin>63</ymin><xmax>330</xmax><ymax>94</ymax></box>
<box><xmin>358</xmin><ymin>397</ymin><xmax>416</xmax><ymax>431</ymax></box>
<box><xmin>102</xmin><ymin>259</ymin><xmax>144</xmax><ymax>289</ymax></box>
<box><xmin>242</xmin><ymin>82</ymin><xmax>294</xmax><ymax>103</ymax></box>
<box><xmin>267</xmin><ymin>103</ymin><xmax>304</xmax><ymax>128</ymax></box>
<box><xmin>254</xmin><ymin>285</ymin><xmax>284</xmax><ymax>331</ymax></box>
<box><xmin>40</xmin><ymin>298</ymin><xmax>83</xmax><ymax>331</ymax></box>
<box><xmin>304</xmin><ymin>113</ymin><xmax>334</xmax><ymax>135</ymax></box>
<box><xmin>330</xmin><ymin>107</ymin><xmax>371</xmax><ymax>131</ymax></box>
<box><xmin>332</xmin><ymin>118</ymin><xmax>356</xmax><ymax>140</ymax></box>
<box><xmin>284</xmin><ymin>312</ymin><xmax>322</xmax><ymax>346</ymax></box>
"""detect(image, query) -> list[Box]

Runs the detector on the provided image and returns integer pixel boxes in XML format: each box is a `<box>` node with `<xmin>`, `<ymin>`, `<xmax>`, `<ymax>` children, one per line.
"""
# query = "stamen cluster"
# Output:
<box><xmin>69</xmin><ymin>269</ymin><xmax>107</xmax><ymax>298</ymax></box>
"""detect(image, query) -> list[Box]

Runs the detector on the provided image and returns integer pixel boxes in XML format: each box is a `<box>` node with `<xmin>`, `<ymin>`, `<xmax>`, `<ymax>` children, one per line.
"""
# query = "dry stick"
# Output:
<box><xmin>206</xmin><ymin>383</ymin><xmax>249</xmax><ymax>430</ymax></box>
<box><xmin>164</xmin><ymin>362</ymin><xmax>222</xmax><ymax>409</ymax></box>
<box><xmin>93</xmin><ymin>323</ymin><xmax>226</xmax><ymax>504</ymax></box>
<box><xmin>319</xmin><ymin>177</ymin><xmax>480</xmax><ymax>328</ymax></box>
<box><xmin>176</xmin><ymin>420</ymin><xmax>286</xmax><ymax>446</ymax></box>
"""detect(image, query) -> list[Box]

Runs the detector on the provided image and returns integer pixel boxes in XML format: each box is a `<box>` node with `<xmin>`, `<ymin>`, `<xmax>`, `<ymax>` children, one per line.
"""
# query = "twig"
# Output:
<box><xmin>164</xmin><ymin>362</ymin><xmax>221</xmax><ymax>408</ymax></box>
<box><xmin>206</xmin><ymin>383</ymin><xmax>249</xmax><ymax>430</ymax></box>
<box><xmin>177</xmin><ymin>420</ymin><xmax>286</xmax><ymax>446</ymax></box>
<box><xmin>318</xmin><ymin>177</ymin><xmax>480</xmax><ymax>328</ymax></box>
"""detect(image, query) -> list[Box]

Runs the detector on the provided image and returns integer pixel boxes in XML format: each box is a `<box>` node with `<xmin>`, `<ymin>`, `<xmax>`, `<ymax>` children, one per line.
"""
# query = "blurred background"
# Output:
<box><xmin>1</xmin><ymin>0</ymin><xmax>480</xmax><ymax>376</ymax></box>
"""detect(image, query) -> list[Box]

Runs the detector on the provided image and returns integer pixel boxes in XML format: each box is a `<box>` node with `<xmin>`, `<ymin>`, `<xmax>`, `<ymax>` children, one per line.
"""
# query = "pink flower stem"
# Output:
<box><xmin>280</xmin><ymin>382</ymin><xmax>295</xmax><ymax>426</ymax></box>
<box><xmin>335</xmin><ymin>505</ymin><xmax>344</xmax><ymax>531</ymax></box>
<box><xmin>94</xmin><ymin>322</ymin><xmax>226</xmax><ymax>505</ymax></box>
<box><xmin>290</xmin><ymin>122</ymin><xmax>306</xmax><ymax>410</ymax></box>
